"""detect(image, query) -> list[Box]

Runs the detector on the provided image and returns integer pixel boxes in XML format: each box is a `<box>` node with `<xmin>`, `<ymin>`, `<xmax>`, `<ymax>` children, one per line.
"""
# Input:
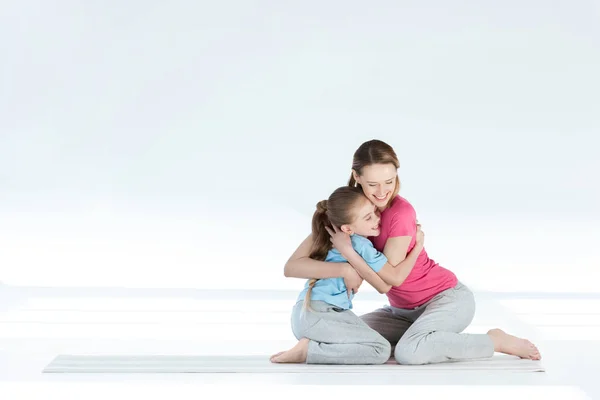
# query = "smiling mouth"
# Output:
<box><xmin>374</xmin><ymin>194</ymin><xmax>388</xmax><ymax>201</ymax></box>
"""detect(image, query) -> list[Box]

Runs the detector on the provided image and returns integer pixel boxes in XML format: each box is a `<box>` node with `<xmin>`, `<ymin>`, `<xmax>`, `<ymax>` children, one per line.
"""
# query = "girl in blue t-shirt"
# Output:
<box><xmin>270</xmin><ymin>186</ymin><xmax>423</xmax><ymax>364</ymax></box>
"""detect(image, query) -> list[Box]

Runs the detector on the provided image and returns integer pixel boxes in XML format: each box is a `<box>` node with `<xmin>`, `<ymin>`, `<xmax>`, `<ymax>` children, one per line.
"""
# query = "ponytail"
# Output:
<box><xmin>303</xmin><ymin>279</ymin><xmax>318</xmax><ymax>311</ymax></box>
<box><xmin>304</xmin><ymin>200</ymin><xmax>332</xmax><ymax>311</ymax></box>
<box><xmin>309</xmin><ymin>200</ymin><xmax>331</xmax><ymax>261</ymax></box>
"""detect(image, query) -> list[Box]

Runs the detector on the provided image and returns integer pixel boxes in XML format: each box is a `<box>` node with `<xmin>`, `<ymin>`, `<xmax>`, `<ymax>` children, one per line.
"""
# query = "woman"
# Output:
<box><xmin>284</xmin><ymin>139</ymin><xmax>541</xmax><ymax>365</ymax></box>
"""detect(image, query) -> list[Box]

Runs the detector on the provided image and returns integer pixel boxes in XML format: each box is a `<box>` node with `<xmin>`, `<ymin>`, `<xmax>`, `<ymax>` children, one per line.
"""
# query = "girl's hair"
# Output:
<box><xmin>348</xmin><ymin>139</ymin><xmax>400</xmax><ymax>207</ymax></box>
<box><xmin>304</xmin><ymin>186</ymin><xmax>366</xmax><ymax>310</ymax></box>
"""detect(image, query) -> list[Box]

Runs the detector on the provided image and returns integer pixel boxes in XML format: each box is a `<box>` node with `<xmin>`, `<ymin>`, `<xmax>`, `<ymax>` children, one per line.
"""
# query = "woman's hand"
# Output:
<box><xmin>415</xmin><ymin>223</ymin><xmax>425</xmax><ymax>248</ymax></box>
<box><xmin>343</xmin><ymin>263</ymin><xmax>363</xmax><ymax>296</ymax></box>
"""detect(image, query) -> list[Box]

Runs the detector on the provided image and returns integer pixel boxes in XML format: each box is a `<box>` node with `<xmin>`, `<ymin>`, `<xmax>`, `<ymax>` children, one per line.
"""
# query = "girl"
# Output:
<box><xmin>270</xmin><ymin>186</ymin><xmax>424</xmax><ymax>364</ymax></box>
<box><xmin>284</xmin><ymin>139</ymin><xmax>541</xmax><ymax>365</ymax></box>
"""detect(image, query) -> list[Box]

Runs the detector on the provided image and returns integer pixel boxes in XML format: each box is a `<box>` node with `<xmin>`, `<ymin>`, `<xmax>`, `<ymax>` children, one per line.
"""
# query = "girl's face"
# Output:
<box><xmin>341</xmin><ymin>197</ymin><xmax>381</xmax><ymax>237</ymax></box>
<box><xmin>354</xmin><ymin>163</ymin><xmax>398</xmax><ymax>210</ymax></box>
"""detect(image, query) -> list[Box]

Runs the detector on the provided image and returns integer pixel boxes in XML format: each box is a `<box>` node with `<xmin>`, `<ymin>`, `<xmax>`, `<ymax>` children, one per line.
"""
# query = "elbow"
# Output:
<box><xmin>284</xmin><ymin>256</ymin><xmax>309</xmax><ymax>278</ymax></box>
<box><xmin>283</xmin><ymin>260</ymin><xmax>297</xmax><ymax>278</ymax></box>
<box><xmin>388</xmin><ymin>277</ymin><xmax>404</xmax><ymax>287</ymax></box>
<box><xmin>283</xmin><ymin>262</ymin><xmax>292</xmax><ymax>277</ymax></box>
<box><xmin>378</xmin><ymin>285</ymin><xmax>392</xmax><ymax>294</ymax></box>
<box><xmin>392</xmin><ymin>279</ymin><xmax>405</xmax><ymax>287</ymax></box>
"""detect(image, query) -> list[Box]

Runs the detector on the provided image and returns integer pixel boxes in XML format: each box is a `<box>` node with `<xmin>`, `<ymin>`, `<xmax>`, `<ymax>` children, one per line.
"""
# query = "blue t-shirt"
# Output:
<box><xmin>296</xmin><ymin>234</ymin><xmax>388</xmax><ymax>310</ymax></box>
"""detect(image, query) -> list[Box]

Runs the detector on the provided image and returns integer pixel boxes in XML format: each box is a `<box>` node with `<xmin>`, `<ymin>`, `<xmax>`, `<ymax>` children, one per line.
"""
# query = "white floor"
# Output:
<box><xmin>0</xmin><ymin>283</ymin><xmax>598</xmax><ymax>399</ymax></box>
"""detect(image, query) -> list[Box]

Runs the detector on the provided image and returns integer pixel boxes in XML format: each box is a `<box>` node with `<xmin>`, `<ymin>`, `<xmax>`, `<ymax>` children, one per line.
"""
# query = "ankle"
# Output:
<box><xmin>487</xmin><ymin>329</ymin><xmax>503</xmax><ymax>352</ymax></box>
<box><xmin>299</xmin><ymin>338</ymin><xmax>310</xmax><ymax>359</ymax></box>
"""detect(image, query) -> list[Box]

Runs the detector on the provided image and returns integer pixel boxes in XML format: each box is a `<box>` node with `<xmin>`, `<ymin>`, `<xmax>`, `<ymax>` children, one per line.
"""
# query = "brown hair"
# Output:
<box><xmin>304</xmin><ymin>186</ymin><xmax>367</xmax><ymax>310</ymax></box>
<box><xmin>348</xmin><ymin>139</ymin><xmax>400</xmax><ymax>208</ymax></box>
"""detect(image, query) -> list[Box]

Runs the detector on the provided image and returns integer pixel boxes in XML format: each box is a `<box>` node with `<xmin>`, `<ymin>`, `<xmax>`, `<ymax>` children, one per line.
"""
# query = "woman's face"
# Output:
<box><xmin>354</xmin><ymin>163</ymin><xmax>398</xmax><ymax>210</ymax></box>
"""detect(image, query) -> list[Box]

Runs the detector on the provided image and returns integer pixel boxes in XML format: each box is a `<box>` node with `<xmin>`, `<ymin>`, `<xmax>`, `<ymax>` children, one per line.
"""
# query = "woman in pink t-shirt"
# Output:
<box><xmin>284</xmin><ymin>139</ymin><xmax>541</xmax><ymax>365</ymax></box>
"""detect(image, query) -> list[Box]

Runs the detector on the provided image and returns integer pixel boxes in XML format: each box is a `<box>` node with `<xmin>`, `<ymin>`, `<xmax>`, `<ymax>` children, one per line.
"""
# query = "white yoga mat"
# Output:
<box><xmin>43</xmin><ymin>355</ymin><xmax>545</xmax><ymax>373</ymax></box>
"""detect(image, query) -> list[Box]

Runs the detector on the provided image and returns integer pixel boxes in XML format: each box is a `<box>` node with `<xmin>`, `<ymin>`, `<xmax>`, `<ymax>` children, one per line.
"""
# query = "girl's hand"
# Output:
<box><xmin>325</xmin><ymin>225</ymin><xmax>362</xmax><ymax>297</ymax></box>
<box><xmin>325</xmin><ymin>224</ymin><xmax>353</xmax><ymax>255</ymax></box>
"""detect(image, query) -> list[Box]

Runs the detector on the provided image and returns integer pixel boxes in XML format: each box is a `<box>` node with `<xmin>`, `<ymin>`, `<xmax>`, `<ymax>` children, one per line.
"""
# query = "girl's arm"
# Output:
<box><xmin>325</xmin><ymin>225</ymin><xmax>391</xmax><ymax>294</ymax></box>
<box><xmin>326</xmin><ymin>225</ymin><xmax>402</xmax><ymax>294</ymax></box>
<box><xmin>284</xmin><ymin>233</ymin><xmax>364</xmax><ymax>294</ymax></box>
<box><xmin>341</xmin><ymin>249</ymin><xmax>392</xmax><ymax>294</ymax></box>
<box><xmin>328</xmin><ymin>225</ymin><xmax>425</xmax><ymax>289</ymax></box>
<box><xmin>336</xmin><ymin>235</ymin><xmax>423</xmax><ymax>292</ymax></box>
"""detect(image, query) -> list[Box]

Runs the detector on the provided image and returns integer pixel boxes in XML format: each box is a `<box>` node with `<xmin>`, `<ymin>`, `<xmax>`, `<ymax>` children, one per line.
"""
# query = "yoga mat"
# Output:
<box><xmin>43</xmin><ymin>355</ymin><xmax>544</xmax><ymax>373</ymax></box>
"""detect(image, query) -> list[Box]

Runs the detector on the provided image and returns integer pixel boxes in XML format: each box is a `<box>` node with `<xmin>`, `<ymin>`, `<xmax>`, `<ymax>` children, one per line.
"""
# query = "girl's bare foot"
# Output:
<box><xmin>270</xmin><ymin>338</ymin><xmax>310</xmax><ymax>363</ymax></box>
<box><xmin>487</xmin><ymin>328</ymin><xmax>541</xmax><ymax>360</ymax></box>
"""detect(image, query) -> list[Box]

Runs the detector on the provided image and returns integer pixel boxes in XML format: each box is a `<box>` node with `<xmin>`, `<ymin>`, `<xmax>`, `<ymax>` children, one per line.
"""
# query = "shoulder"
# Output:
<box><xmin>352</xmin><ymin>234</ymin><xmax>386</xmax><ymax>261</ymax></box>
<box><xmin>385</xmin><ymin>196</ymin><xmax>416</xmax><ymax>218</ymax></box>
<box><xmin>325</xmin><ymin>247</ymin><xmax>345</xmax><ymax>262</ymax></box>
<box><xmin>350</xmin><ymin>234</ymin><xmax>373</xmax><ymax>251</ymax></box>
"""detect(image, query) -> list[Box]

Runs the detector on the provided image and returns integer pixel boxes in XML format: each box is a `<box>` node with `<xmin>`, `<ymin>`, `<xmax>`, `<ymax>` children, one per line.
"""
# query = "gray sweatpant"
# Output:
<box><xmin>291</xmin><ymin>300</ymin><xmax>391</xmax><ymax>364</ymax></box>
<box><xmin>360</xmin><ymin>281</ymin><xmax>494</xmax><ymax>365</ymax></box>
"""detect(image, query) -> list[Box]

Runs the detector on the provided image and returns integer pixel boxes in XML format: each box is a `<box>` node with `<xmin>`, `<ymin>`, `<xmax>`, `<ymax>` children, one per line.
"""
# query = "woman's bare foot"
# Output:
<box><xmin>270</xmin><ymin>338</ymin><xmax>310</xmax><ymax>363</ymax></box>
<box><xmin>269</xmin><ymin>351</ymin><xmax>285</xmax><ymax>361</ymax></box>
<box><xmin>487</xmin><ymin>328</ymin><xmax>541</xmax><ymax>360</ymax></box>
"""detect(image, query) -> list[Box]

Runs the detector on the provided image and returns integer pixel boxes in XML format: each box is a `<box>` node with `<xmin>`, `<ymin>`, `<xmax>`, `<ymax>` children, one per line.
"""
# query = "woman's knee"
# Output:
<box><xmin>394</xmin><ymin>337</ymin><xmax>432</xmax><ymax>365</ymax></box>
<box><xmin>394</xmin><ymin>346</ymin><xmax>427</xmax><ymax>365</ymax></box>
<box><xmin>455</xmin><ymin>286</ymin><xmax>476</xmax><ymax>328</ymax></box>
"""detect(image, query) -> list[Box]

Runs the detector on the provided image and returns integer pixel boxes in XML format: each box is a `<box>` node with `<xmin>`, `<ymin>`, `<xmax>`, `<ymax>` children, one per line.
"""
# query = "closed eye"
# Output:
<box><xmin>369</xmin><ymin>180</ymin><xmax>394</xmax><ymax>187</ymax></box>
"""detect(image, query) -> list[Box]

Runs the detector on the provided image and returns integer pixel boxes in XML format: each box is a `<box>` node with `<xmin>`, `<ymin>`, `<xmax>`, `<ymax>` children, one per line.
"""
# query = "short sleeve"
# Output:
<box><xmin>356</xmin><ymin>243</ymin><xmax>388</xmax><ymax>273</ymax></box>
<box><xmin>388</xmin><ymin>208</ymin><xmax>416</xmax><ymax>238</ymax></box>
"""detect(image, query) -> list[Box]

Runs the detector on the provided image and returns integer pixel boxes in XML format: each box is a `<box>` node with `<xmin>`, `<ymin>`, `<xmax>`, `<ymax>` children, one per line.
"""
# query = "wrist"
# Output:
<box><xmin>339</xmin><ymin>245</ymin><xmax>355</xmax><ymax>258</ymax></box>
<box><xmin>341</xmin><ymin>262</ymin><xmax>353</xmax><ymax>277</ymax></box>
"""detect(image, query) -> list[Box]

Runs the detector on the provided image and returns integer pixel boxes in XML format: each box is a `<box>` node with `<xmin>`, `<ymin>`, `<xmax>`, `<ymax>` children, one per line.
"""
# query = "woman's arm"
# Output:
<box><xmin>284</xmin><ymin>233</ymin><xmax>364</xmax><ymax>294</ymax></box>
<box><xmin>377</xmin><ymin>226</ymin><xmax>425</xmax><ymax>286</ymax></box>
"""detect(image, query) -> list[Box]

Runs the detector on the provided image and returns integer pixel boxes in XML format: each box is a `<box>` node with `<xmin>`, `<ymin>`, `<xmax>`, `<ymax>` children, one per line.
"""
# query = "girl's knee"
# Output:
<box><xmin>375</xmin><ymin>338</ymin><xmax>392</xmax><ymax>364</ymax></box>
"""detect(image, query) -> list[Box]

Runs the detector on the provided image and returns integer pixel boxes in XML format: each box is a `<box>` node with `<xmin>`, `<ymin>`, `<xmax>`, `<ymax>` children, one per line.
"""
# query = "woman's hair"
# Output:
<box><xmin>304</xmin><ymin>186</ymin><xmax>366</xmax><ymax>310</ymax></box>
<box><xmin>348</xmin><ymin>139</ymin><xmax>400</xmax><ymax>205</ymax></box>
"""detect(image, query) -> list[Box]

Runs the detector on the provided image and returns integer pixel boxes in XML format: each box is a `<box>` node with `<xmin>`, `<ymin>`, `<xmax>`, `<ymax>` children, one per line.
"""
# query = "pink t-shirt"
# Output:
<box><xmin>370</xmin><ymin>195</ymin><xmax>458</xmax><ymax>309</ymax></box>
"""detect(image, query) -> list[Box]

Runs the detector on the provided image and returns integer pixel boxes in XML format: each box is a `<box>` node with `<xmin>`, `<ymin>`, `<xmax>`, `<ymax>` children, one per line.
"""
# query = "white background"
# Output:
<box><xmin>1</xmin><ymin>0</ymin><xmax>599</xmax><ymax>293</ymax></box>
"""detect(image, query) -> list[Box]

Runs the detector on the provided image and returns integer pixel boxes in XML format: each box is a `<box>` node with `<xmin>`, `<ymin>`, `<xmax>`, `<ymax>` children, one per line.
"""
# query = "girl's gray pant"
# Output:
<box><xmin>360</xmin><ymin>281</ymin><xmax>495</xmax><ymax>365</ymax></box>
<box><xmin>291</xmin><ymin>300</ymin><xmax>391</xmax><ymax>364</ymax></box>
